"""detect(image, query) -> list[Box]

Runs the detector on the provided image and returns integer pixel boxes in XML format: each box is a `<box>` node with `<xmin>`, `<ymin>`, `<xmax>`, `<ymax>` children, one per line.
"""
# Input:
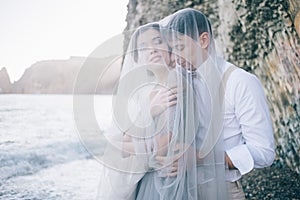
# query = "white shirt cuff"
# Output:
<box><xmin>226</xmin><ymin>144</ymin><xmax>254</xmax><ymax>175</ymax></box>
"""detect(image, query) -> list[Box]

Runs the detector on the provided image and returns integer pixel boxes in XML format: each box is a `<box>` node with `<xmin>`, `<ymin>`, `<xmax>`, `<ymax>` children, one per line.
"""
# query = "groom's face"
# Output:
<box><xmin>168</xmin><ymin>33</ymin><xmax>205</xmax><ymax>70</ymax></box>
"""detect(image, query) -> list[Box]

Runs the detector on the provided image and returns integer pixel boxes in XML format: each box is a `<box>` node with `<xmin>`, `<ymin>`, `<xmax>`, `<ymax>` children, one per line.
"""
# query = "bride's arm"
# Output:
<box><xmin>155</xmin><ymin>132</ymin><xmax>172</xmax><ymax>156</ymax></box>
<box><xmin>121</xmin><ymin>134</ymin><xmax>136</xmax><ymax>157</ymax></box>
<box><xmin>121</xmin><ymin>87</ymin><xmax>176</xmax><ymax>157</ymax></box>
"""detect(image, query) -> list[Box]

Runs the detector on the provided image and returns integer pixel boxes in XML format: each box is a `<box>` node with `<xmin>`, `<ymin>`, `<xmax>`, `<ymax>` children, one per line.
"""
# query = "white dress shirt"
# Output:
<box><xmin>222</xmin><ymin>61</ymin><xmax>275</xmax><ymax>181</ymax></box>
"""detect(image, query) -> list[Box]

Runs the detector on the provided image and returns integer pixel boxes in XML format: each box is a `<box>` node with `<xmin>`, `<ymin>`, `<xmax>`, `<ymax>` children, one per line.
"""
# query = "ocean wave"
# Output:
<box><xmin>0</xmin><ymin>141</ymin><xmax>91</xmax><ymax>182</ymax></box>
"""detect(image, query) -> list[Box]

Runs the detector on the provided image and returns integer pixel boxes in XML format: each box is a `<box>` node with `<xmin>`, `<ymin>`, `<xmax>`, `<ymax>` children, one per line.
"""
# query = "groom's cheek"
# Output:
<box><xmin>170</xmin><ymin>54</ymin><xmax>176</xmax><ymax>68</ymax></box>
<box><xmin>170</xmin><ymin>60</ymin><xmax>176</xmax><ymax>68</ymax></box>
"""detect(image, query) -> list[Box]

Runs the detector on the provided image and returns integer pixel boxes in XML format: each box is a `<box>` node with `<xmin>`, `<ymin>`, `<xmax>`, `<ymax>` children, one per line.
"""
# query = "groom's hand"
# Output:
<box><xmin>156</xmin><ymin>155</ymin><xmax>179</xmax><ymax>177</ymax></box>
<box><xmin>155</xmin><ymin>145</ymin><xmax>181</xmax><ymax>177</ymax></box>
<box><xmin>225</xmin><ymin>152</ymin><xmax>237</xmax><ymax>170</ymax></box>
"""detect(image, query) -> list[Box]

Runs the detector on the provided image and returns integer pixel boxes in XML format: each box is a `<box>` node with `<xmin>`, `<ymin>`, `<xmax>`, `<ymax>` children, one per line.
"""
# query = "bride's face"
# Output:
<box><xmin>136</xmin><ymin>29</ymin><xmax>171</xmax><ymax>66</ymax></box>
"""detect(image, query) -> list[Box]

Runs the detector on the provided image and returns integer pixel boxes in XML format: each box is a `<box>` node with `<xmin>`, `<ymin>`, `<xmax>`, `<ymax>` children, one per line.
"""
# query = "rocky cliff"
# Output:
<box><xmin>12</xmin><ymin>57</ymin><xmax>84</xmax><ymax>94</ymax></box>
<box><xmin>3</xmin><ymin>56</ymin><xmax>121</xmax><ymax>94</ymax></box>
<box><xmin>124</xmin><ymin>0</ymin><xmax>300</xmax><ymax>174</ymax></box>
<box><xmin>0</xmin><ymin>67</ymin><xmax>12</xmax><ymax>93</ymax></box>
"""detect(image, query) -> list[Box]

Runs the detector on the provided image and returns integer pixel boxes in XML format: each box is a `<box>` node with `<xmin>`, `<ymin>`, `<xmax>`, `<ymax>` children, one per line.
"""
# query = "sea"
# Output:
<box><xmin>0</xmin><ymin>94</ymin><xmax>113</xmax><ymax>200</ymax></box>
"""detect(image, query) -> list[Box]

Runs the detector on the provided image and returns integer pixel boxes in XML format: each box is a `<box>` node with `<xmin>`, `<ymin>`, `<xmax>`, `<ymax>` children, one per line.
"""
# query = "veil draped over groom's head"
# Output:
<box><xmin>97</xmin><ymin>8</ymin><xmax>229</xmax><ymax>200</ymax></box>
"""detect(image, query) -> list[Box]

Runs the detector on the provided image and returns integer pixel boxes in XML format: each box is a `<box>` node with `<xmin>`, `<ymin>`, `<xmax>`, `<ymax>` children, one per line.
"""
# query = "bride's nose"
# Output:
<box><xmin>149</xmin><ymin>47</ymin><xmax>157</xmax><ymax>55</ymax></box>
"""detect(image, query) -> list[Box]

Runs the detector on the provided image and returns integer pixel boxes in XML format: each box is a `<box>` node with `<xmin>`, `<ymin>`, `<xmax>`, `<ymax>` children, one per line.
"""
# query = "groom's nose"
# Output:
<box><xmin>170</xmin><ymin>53</ymin><xmax>176</xmax><ymax>68</ymax></box>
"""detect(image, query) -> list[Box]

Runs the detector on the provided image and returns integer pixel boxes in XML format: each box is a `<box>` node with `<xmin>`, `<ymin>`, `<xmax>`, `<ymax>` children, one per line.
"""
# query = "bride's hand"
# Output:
<box><xmin>149</xmin><ymin>87</ymin><xmax>177</xmax><ymax>117</ymax></box>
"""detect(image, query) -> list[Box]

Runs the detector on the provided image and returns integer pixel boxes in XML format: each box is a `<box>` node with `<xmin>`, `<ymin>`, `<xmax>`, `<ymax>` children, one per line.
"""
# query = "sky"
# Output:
<box><xmin>0</xmin><ymin>0</ymin><xmax>128</xmax><ymax>82</ymax></box>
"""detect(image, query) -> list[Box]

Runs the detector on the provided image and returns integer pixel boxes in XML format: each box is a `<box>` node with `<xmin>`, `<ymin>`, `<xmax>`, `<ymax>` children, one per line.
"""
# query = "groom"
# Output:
<box><xmin>164</xmin><ymin>8</ymin><xmax>275</xmax><ymax>200</ymax></box>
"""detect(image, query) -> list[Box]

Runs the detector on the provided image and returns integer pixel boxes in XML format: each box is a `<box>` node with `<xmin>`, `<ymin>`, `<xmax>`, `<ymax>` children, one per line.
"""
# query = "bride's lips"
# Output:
<box><xmin>150</xmin><ymin>55</ymin><xmax>162</xmax><ymax>63</ymax></box>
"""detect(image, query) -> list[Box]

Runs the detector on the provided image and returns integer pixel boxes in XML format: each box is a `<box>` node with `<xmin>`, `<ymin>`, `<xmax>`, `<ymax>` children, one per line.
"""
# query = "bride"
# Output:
<box><xmin>96</xmin><ymin>22</ymin><xmax>179</xmax><ymax>199</ymax></box>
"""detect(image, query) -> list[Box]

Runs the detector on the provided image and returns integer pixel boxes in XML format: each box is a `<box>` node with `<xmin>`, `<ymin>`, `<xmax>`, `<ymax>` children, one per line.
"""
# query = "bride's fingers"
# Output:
<box><xmin>166</xmin><ymin>101</ymin><xmax>177</xmax><ymax>107</ymax></box>
<box><xmin>157</xmin><ymin>87</ymin><xmax>170</xmax><ymax>94</ymax></box>
<box><xmin>153</xmin><ymin>87</ymin><xmax>177</xmax><ymax>97</ymax></box>
<box><xmin>168</xmin><ymin>87</ymin><xmax>177</xmax><ymax>94</ymax></box>
<box><xmin>160</xmin><ymin>99</ymin><xmax>176</xmax><ymax>106</ymax></box>
<box><xmin>165</xmin><ymin>90</ymin><xmax>177</xmax><ymax>98</ymax></box>
<box><xmin>168</xmin><ymin>94</ymin><xmax>177</xmax><ymax>101</ymax></box>
<box><xmin>161</xmin><ymin>99</ymin><xmax>176</xmax><ymax>106</ymax></box>
<box><xmin>161</xmin><ymin>93</ymin><xmax>177</xmax><ymax>103</ymax></box>
<box><xmin>161</xmin><ymin>87</ymin><xmax>177</xmax><ymax>97</ymax></box>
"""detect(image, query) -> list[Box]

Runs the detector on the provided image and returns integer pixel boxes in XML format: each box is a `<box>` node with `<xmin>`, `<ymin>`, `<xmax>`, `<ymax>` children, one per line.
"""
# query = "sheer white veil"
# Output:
<box><xmin>97</xmin><ymin>8</ymin><xmax>229</xmax><ymax>200</ymax></box>
<box><xmin>97</xmin><ymin>22</ymin><xmax>180</xmax><ymax>199</ymax></box>
<box><xmin>156</xmin><ymin>8</ymin><xmax>229</xmax><ymax>199</ymax></box>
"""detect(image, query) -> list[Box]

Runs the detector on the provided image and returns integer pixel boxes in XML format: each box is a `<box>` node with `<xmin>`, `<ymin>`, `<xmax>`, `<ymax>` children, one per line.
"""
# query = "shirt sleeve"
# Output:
<box><xmin>226</xmin><ymin>70</ymin><xmax>275</xmax><ymax>175</ymax></box>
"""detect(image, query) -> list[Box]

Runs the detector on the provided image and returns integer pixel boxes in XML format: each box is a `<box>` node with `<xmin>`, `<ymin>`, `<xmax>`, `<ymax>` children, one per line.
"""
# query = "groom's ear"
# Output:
<box><xmin>199</xmin><ymin>32</ymin><xmax>210</xmax><ymax>49</ymax></box>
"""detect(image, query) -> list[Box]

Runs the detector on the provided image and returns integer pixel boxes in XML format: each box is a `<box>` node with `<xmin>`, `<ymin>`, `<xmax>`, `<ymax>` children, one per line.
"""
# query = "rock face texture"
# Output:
<box><xmin>124</xmin><ymin>0</ymin><xmax>300</xmax><ymax>173</ymax></box>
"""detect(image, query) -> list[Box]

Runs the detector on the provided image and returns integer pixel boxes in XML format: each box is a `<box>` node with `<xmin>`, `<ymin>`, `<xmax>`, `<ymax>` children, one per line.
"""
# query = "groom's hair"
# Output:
<box><xmin>166</xmin><ymin>8</ymin><xmax>213</xmax><ymax>41</ymax></box>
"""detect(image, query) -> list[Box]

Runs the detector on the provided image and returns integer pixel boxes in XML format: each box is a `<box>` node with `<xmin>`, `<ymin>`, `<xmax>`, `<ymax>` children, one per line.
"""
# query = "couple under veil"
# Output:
<box><xmin>97</xmin><ymin>8</ymin><xmax>229</xmax><ymax>200</ymax></box>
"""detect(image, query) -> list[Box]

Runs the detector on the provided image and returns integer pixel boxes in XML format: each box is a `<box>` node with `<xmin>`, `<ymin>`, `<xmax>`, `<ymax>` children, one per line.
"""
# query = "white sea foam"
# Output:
<box><xmin>0</xmin><ymin>94</ymin><xmax>111</xmax><ymax>200</ymax></box>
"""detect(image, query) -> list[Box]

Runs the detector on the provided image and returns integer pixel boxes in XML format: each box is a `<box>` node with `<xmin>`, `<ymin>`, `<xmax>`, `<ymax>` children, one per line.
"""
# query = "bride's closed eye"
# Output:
<box><xmin>152</xmin><ymin>37</ymin><xmax>163</xmax><ymax>45</ymax></box>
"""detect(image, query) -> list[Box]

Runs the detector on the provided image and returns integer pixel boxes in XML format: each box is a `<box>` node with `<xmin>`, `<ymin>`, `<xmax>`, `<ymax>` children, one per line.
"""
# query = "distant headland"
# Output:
<box><xmin>0</xmin><ymin>55</ymin><xmax>121</xmax><ymax>94</ymax></box>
